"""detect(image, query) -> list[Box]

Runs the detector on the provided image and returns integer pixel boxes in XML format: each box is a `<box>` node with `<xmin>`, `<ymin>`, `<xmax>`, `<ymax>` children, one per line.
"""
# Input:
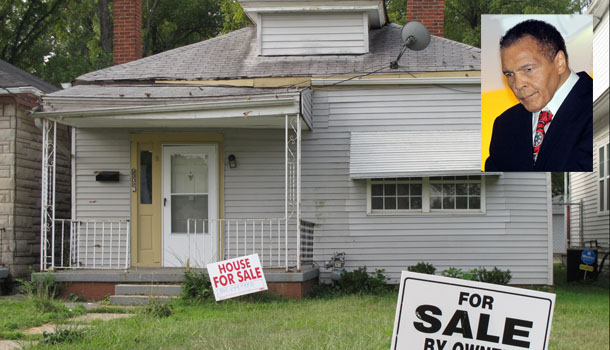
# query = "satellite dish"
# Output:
<box><xmin>390</xmin><ymin>21</ymin><xmax>431</xmax><ymax>69</ymax></box>
<box><xmin>401</xmin><ymin>21</ymin><xmax>431</xmax><ymax>51</ymax></box>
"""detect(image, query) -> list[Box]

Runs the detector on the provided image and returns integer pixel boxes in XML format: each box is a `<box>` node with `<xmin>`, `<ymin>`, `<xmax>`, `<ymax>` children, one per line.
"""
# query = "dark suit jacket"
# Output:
<box><xmin>485</xmin><ymin>72</ymin><xmax>593</xmax><ymax>172</ymax></box>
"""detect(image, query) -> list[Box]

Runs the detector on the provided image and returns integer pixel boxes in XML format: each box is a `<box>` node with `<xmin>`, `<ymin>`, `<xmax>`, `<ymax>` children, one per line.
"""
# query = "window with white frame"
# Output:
<box><xmin>599</xmin><ymin>143</ymin><xmax>609</xmax><ymax>213</ymax></box>
<box><xmin>368</xmin><ymin>176</ymin><xmax>484</xmax><ymax>213</ymax></box>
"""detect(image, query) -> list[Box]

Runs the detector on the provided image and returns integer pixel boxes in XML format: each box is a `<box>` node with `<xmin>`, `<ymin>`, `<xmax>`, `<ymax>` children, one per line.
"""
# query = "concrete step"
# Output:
<box><xmin>109</xmin><ymin>295</ymin><xmax>177</xmax><ymax>305</ymax></box>
<box><xmin>115</xmin><ymin>284</ymin><xmax>182</xmax><ymax>296</ymax></box>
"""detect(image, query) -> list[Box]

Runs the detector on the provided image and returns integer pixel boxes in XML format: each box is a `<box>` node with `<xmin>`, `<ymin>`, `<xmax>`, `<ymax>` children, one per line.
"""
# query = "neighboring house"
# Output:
<box><xmin>33</xmin><ymin>0</ymin><xmax>554</xmax><ymax>299</ymax></box>
<box><xmin>567</xmin><ymin>0</ymin><xmax>609</xmax><ymax>257</ymax></box>
<box><xmin>0</xmin><ymin>59</ymin><xmax>70</xmax><ymax>280</ymax></box>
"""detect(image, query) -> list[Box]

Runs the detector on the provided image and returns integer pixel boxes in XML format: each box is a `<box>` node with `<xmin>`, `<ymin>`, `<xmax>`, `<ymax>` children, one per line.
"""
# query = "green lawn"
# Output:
<box><xmin>0</xmin><ymin>297</ymin><xmax>84</xmax><ymax>340</ymax></box>
<box><xmin>2</xmin><ymin>267</ymin><xmax>607</xmax><ymax>350</ymax></box>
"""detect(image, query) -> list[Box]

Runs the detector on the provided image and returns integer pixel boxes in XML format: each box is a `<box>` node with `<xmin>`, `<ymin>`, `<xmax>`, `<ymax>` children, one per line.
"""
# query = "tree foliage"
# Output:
<box><xmin>385</xmin><ymin>0</ymin><xmax>590</xmax><ymax>48</ymax></box>
<box><xmin>142</xmin><ymin>0</ymin><xmax>223</xmax><ymax>56</ymax></box>
<box><xmin>0</xmin><ymin>0</ymin><xmax>67</xmax><ymax>69</ymax></box>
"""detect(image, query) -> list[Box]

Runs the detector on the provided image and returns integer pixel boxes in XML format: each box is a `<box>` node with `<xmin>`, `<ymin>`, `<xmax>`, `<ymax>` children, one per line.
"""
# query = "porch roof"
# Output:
<box><xmin>35</xmin><ymin>85</ymin><xmax>312</xmax><ymax>129</ymax></box>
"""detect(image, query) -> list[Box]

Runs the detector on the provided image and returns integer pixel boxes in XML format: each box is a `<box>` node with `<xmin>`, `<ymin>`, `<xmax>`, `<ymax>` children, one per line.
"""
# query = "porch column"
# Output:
<box><xmin>40</xmin><ymin>119</ymin><xmax>57</xmax><ymax>271</ymax></box>
<box><xmin>284</xmin><ymin>114</ymin><xmax>302</xmax><ymax>272</ymax></box>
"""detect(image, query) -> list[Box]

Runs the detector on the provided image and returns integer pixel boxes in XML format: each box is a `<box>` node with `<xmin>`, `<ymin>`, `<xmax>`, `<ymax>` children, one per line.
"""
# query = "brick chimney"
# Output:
<box><xmin>406</xmin><ymin>0</ymin><xmax>444</xmax><ymax>37</ymax></box>
<box><xmin>113</xmin><ymin>0</ymin><xmax>142</xmax><ymax>65</ymax></box>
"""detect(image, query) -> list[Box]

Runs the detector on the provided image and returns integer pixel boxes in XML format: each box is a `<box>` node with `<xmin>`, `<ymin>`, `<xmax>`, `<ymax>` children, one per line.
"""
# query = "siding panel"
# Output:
<box><xmin>260</xmin><ymin>12</ymin><xmax>368</xmax><ymax>55</ymax></box>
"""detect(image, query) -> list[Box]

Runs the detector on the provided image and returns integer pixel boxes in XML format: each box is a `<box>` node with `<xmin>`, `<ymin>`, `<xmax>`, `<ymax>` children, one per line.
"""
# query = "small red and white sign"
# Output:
<box><xmin>206</xmin><ymin>254</ymin><xmax>268</xmax><ymax>301</ymax></box>
<box><xmin>391</xmin><ymin>271</ymin><xmax>556</xmax><ymax>350</ymax></box>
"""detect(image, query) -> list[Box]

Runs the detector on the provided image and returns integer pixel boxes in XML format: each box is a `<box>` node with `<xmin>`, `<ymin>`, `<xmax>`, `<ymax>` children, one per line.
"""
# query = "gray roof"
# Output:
<box><xmin>76</xmin><ymin>24</ymin><xmax>480</xmax><ymax>83</ymax></box>
<box><xmin>0</xmin><ymin>59</ymin><xmax>59</xmax><ymax>93</ymax></box>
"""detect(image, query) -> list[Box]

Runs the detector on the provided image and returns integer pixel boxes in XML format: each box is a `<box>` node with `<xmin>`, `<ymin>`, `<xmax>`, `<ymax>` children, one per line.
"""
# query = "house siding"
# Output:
<box><xmin>568</xmin><ymin>119</ymin><xmax>610</xmax><ymax>248</ymax></box>
<box><xmin>259</xmin><ymin>12</ymin><xmax>368</xmax><ymax>55</ymax></box>
<box><xmin>74</xmin><ymin>129</ymin><xmax>131</xmax><ymax>220</ymax></box>
<box><xmin>568</xmin><ymin>2</ymin><xmax>610</xmax><ymax>250</ymax></box>
<box><xmin>306</xmin><ymin>86</ymin><xmax>552</xmax><ymax>285</ymax></box>
<box><xmin>593</xmin><ymin>9</ymin><xmax>608</xmax><ymax>101</ymax></box>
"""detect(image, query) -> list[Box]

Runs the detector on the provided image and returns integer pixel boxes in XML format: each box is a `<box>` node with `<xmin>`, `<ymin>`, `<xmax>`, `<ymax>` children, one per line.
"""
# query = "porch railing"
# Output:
<box><xmin>42</xmin><ymin>218</ymin><xmax>314</xmax><ymax>271</ymax></box>
<box><xmin>187</xmin><ymin>218</ymin><xmax>315</xmax><ymax>270</ymax></box>
<box><xmin>42</xmin><ymin>219</ymin><xmax>130</xmax><ymax>270</ymax></box>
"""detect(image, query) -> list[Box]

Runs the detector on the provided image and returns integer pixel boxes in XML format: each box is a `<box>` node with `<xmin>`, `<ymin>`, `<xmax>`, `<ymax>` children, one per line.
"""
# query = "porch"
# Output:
<box><xmin>34</xmin><ymin>86</ymin><xmax>319</xmax><ymax>297</ymax></box>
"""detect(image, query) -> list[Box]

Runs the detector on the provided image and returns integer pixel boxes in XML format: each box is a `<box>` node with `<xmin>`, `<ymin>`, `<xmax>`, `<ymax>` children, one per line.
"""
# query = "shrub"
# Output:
<box><xmin>407</xmin><ymin>262</ymin><xmax>436</xmax><ymax>275</ymax></box>
<box><xmin>441</xmin><ymin>267</ymin><xmax>478</xmax><ymax>281</ymax></box>
<box><xmin>477</xmin><ymin>267</ymin><xmax>512</xmax><ymax>285</ymax></box>
<box><xmin>144</xmin><ymin>299</ymin><xmax>173</xmax><ymax>317</ymax></box>
<box><xmin>181</xmin><ymin>270</ymin><xmax>212</xmax><ymax>301</ymax></box>
<box><xmin>336</xmin><ymin>267</ymin><xmax>390</xmax><ymax>295</ymax></box>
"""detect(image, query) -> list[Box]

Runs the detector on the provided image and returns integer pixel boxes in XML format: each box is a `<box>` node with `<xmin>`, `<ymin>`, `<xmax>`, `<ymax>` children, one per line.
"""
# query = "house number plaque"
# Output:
<box><xmin>131</xmin><ymin>168</ymin><xmax>137</xmax><ymax>192</ymax></box>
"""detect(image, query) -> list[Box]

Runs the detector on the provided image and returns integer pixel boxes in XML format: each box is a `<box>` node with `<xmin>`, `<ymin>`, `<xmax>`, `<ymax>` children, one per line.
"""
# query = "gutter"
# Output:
<box><xmin>311</xmin><ymin>76</ymin><xmax>481</xmax><ymax>87</ymax></box>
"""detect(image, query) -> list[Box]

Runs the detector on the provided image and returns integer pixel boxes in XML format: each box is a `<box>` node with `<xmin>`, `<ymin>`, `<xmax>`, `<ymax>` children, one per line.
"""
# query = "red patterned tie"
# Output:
<box><xmin>533</xmin><ymin>110</ymin><xmax>553</xmax><ymax>162</ymax></box>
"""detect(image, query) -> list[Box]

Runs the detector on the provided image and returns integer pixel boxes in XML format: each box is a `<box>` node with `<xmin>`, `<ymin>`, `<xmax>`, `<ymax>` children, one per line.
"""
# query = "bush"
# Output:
<box><xmin>441</xmin><ymin>267</ymin><xmax>478</xmax><ymax>281</ymax></box>
<box><xmin>144</xmin><ymin>299</ymin><xmax>173</xmax><ymax>317</ymax></box>
<box><xmin>477</xmin><ymin>267</ymin><xmax>511</xmax><ymax>285</ymax></box>
<box><xmin>407</xmin><ymin>262</ymin><xmax>436</xmax><ymax>275</ymax></box>
<box><xmin>181</xmin><ymin>270</ymin><xmax>213</xmax><ymax>301</ymax></box>
<box><xmin>336</xmin><ymin>267</ymin><xmax>390</xmax><ymax>295</ymax></box>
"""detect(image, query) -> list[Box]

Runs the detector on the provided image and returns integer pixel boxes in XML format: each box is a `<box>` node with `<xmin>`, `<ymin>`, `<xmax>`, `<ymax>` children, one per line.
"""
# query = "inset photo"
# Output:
<box><xmin>481</xmin><ymin>15</ymin><xmax>593</xmax><ymax>172</ymax></box>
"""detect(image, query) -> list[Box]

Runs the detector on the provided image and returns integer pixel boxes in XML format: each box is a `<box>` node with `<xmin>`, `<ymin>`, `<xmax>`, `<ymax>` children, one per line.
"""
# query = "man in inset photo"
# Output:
<box><xmin>483</xmin><ymin>17</ymin><xmax>593</xmax><ymax>172</ymax></box>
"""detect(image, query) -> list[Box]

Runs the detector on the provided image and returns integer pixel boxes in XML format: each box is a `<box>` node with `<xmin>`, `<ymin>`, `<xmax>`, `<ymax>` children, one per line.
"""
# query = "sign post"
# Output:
<box><xmin>206</xmin><ymin>254</ymin><xmax>268</xmax><ymax>301</ymax></box>
<box><xmin>391</xmin><ymin>271</ymin><xmax>556</xmax><ymax>350</ymax></box>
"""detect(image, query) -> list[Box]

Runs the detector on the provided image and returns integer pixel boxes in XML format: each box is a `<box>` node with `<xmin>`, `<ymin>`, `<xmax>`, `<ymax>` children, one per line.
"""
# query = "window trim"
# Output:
<box><xmin>367</xmin><ymin>176</ymin><xmax>486</xmax><ymax>215</ymax></box>
<box><xmin>599</xmin><ymin>142</ymin><xmax>610</xmax><ymax>214</ymax></box>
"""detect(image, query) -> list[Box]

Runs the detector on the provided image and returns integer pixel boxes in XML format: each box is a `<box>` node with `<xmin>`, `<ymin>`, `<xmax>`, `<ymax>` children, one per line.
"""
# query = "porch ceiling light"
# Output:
<box><xmin>228</xmin><ymin>154</ymin><xmax>237</xmax><ymax>168</ymax></box>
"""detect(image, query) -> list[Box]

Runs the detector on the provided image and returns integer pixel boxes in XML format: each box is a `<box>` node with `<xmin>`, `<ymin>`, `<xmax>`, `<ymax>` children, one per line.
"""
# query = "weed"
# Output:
<box><xmin>31</xmin><ymin>295</ymin><xmax>62</xmax><ymax>313</ymax></box>
<box><xmin>407</xmin><ymin>262</ymin><xmax>436</xmax><ymax>275</ymax></box>
<box><xmin>144</xmin><ymin>299</ymin><xmax>173</xmax><ymax>317</ymax></box>
<box><xmin>181</xmin><ymin>270</ymin><xmax>212</xmax><ymax>301</ymax></box>
<box><xmin>18</xmin><ymin>271</ymin><xmax>59</xmax><ymax>299</ymax></box>
<box><xmin>67</xmin><ymin>293</ymin><xmax>88</xmax><ymax>302</ymax></box>
<box><xmin>41</xmin><ymin>327</ymin><xmax>84</xmax><ymax>345</ymax></box>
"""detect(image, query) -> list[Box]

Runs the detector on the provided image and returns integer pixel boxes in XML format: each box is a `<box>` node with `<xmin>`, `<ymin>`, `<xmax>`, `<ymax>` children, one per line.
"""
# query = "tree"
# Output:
<box><xmin>444</xmin><ymin>0</ymin><xmax>582</xmax><ymax>47</ymax></box>
<box><xmin>386</xmin><ymin>0</ymin><xmax>406</xmax><ymax>26</ymax></box>
<box><xmin>142</xmin><ymin>0</ymin><xmax>223</xmax><ymax>56</ymax></box>
<box><xmin>219</xmin><ymin>0</ymin><xmax>252</xmax><ymax>34</ymax></box>
<box><xmin>385</xmin><ymin>0</ymin><xmax>585</xmax><ymax>48</ymax></box>
<box><xmin>0</xmin><ymin>0</ymin><xmax>67</xmax><ymax>69</ymax></box>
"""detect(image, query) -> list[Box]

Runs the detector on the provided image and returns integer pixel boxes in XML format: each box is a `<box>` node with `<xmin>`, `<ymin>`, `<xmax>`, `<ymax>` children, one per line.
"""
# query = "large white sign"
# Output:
<box><xmin>391</xmin><ymin>272</ymin><xmax>555</xmax><ymax>350</ymax></box>
<box><xmin>206</xmin><ymin>254</ymin><xmax>268</xmax><ymax>301</ymax></box>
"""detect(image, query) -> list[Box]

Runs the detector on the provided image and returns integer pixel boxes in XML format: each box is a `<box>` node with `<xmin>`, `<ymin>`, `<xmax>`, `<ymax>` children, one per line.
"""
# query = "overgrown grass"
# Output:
<box><xmin>548</xmin><ymin>264</ymin><xmax>609</xmax><ymax>350</ymax></box>
<box><xmin>27</xmin><ymin>295</ymin><xmax>396</xmax><ymax>350</ymax></box>
<box><xmin>11</xmin><ymin>264</ymin><xmax>610</xmax><ymax>349</ymax></box>
<box><xmin>0</xmin><ymin>298</ymin><xmax>84</xmax><ymax>340</ymax></box>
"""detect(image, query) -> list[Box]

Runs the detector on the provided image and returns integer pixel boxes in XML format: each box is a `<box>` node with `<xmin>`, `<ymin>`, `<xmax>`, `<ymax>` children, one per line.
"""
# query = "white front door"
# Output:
<box><xmin>162</xmin><ymin>145</ymin><xmax>218</xmax><ymax>267</ymax></box>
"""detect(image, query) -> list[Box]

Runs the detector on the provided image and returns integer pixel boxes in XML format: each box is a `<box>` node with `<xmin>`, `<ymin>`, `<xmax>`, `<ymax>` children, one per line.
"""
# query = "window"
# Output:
<box><xmin>368</xmin><ymin>176</ymin><xmax>484</xmax><ymax>214</ymax></box>
<box><xmin>600</xmin><ymin>143</ymin><xmax>609</xmax><ymax>213</ymax></box>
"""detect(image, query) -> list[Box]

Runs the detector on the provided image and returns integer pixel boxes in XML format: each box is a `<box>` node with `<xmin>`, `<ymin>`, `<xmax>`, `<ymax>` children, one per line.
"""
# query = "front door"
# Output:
<box><xmin>162</xmin><ymin>145</ymin><xmax>218</xmax><ymax>267</ymax></box>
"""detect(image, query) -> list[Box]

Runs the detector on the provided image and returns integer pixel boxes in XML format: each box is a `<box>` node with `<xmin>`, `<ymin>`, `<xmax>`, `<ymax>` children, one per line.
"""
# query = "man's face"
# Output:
<box><xmin>501</xmin><ymin>35</ymin><xmax>567</xmax><ymax>113</ymax></box>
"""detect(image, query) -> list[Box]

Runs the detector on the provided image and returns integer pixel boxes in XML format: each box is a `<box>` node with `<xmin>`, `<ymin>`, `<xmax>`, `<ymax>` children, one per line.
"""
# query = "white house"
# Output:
<box><xmin>566</xmin><ymin>0</ymin><xmax>609</xmax><ymax>263</ymax></box>
<box><xmin>33</xmin><ymin>0</ymin><xmax>554</xmax><ymax>299</ymax></box>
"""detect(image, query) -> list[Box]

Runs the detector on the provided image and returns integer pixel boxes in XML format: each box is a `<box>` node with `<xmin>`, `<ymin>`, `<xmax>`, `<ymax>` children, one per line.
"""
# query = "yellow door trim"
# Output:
<box><xmin>130</xmin><ymin>133</ymin><xmax>224</xmax><ymax>267</ymax></box>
